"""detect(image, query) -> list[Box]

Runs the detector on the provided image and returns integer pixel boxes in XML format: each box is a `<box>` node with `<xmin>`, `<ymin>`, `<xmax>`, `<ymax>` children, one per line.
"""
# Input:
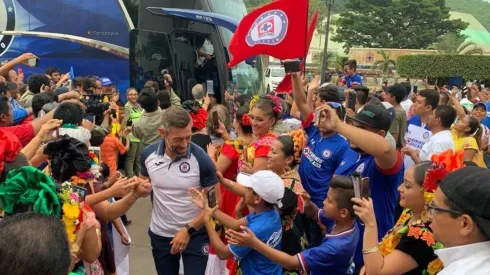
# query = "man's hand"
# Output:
<box><xmin>15</xmin><ymin>53</ymin><xmax>37</xmax><ymax>65</ymax></box>
<box><xmin>37</xmin><ymin>119</ymin><xmax>62</xmax><ymax>142</ymax></box>
<box><xmin>203</xmin><ymin>94</ymin><xmax>211</xmax><ymax>106</ymax></box>
<box><xmin>59</xmin><ymin>73</ymin><xmax>70</xmax><ymax>84</ymax></box>
<box><xmin>317</xmin><ymin>104</ymin><xmax>342</xmax><ymax>132</ymax></box>
<box><xmin>134</xmin><ymin>178</ymin><xmax>152</xmax><ymax>198</ymax></box>
<box><xmin>400</xmin><ymin>147</ymin><xmax>417</xmax><ymax>157</ymax></box>
<box><xmin>58</xmin><ymin>91</ymin><xmax>80</xmax><ymax>102</ymax></box>
<box><xmin>81</xmin><ymin>119</ymin><xmax>94</xmax><ymax>132</ymax></box>
<box><xmin>170</xmin><ymin>228</ymin><xmax>191</xmax><ymax>254</ymax></box>
<box><xmin>224</xmin><ymin>91</ymin><xmax>234</xmax><ymax>101</ymax></box>
<box><xmin>106</xmin><ymin>171</ymin><xmax>122</xmax><ymax>188</ymax></box>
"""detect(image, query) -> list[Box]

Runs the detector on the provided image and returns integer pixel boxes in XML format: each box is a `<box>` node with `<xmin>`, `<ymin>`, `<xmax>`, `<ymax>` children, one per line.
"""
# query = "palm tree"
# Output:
<box><xmin>373</xmin><ymin>50</ymin><xmax>396</xmax><ymax>75</ymax></box>
<box><xmin>433</xmin><ymin>33</ymin><xmax>484</xmax><ymax>55</ymax></box>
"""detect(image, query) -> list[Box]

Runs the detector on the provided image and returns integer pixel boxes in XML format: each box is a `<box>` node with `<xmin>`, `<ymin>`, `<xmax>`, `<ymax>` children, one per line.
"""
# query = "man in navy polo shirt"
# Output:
<box><xmin>320</xmin><ymin>104</ymin><xmax>404</xmax><ymax>271</ymax></box>
<box><xmin>140</xmin><ymin>106</ymin><xmax>218</xmax><ymax>275</ymax></box>
<box><xmin>404</xmin><ymin>89</ymin><xmax>439</xmax><ymax>170</ymax></box>
<box><xmin>291</xmin><ymin>71</ymin><xmax>356</xmax><ymax>246</ymax></box>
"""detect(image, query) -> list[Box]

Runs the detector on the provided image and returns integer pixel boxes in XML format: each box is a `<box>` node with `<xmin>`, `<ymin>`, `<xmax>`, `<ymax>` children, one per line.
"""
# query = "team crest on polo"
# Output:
<box><xmin>0</xmin><ymin>0</ymin><xmax>15</xmax><ymax>57</ymax></box>
<box><xmin>179</xmin><ymin>162</ymin><xmax>190</xmax><ymax>173</ymax></box>
<box><xmin>422</xmin><ymin>131</ymin><xmax>430</xmax><ymax>139</ymax></box>
<box><xmin>201</xmin><ymin>243</ymin><xmax>209</xmax><ymax>255</ymax></box>
<box><xmin>245</xmin><ymin>10</ymin><xmax>288</xmax><ymax>47</ymax></box>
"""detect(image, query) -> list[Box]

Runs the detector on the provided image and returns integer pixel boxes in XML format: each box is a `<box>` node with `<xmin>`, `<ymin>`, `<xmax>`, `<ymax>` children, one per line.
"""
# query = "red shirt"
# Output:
<box><xmin>1</xmin><ymin>124</ymin><xmax>35</xmax><ymax>147</ymax></box>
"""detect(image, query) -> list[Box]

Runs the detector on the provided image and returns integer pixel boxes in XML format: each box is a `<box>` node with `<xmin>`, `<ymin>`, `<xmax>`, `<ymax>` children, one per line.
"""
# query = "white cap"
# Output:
<box><xmin>237</xmin><ymin>171</ymin><xmax>285</xmax><ymax>208</ymax></box>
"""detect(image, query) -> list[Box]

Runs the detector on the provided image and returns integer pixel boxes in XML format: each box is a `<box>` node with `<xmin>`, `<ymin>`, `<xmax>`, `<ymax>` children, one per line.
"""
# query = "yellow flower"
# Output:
<box><xmin>63</xmin><ymin>203</ymin><xmax>80</xmax><ymax>220</ymax></box>
<box><xmin>62</xmin><ymin>216</ymin><xmax>77</xmax><ymax>243</ymax></box>
<box><xmin>424</xmin><ymin>192</ymin><xmax>435</xmax><ymax>204</ymax></box>
<box><xmin>427</xmin><ymin>258</ymin><xmax>443</xmax><ymax>275</ymax></box>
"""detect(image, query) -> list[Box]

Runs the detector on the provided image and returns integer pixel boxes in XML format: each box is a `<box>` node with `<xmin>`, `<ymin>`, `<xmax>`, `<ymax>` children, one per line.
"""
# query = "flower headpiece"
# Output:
<box><xmin>422</xmin><ymin>150</ymin><xmax>464</xmax><ymax>204</ymax></box>
<box><xmin>190</xmin><ymin>108</ymin><xmax>208</xmax><ymax>130</ymax></box>
<box><xmin>241</xmin><ymin>113</ymin><xmax>251</xmax><ymax>126</ymax></box>
<box><xmin>268</xmin><ymin>95</ymin><xmax>283</xmax><ymax>115</ymax></box>
<box><xmin>249</xmin><ymin>95</ymin><xmax>260</xmax><ymax>111</ymax></box>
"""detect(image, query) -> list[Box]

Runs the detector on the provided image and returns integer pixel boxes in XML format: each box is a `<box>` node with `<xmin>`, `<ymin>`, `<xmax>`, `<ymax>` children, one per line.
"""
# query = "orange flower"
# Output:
<box><xmin>379</xmin><ymin>233</ymin><xmax>401</xmax><ymax>256</ymax></box>
<box><xmin>407</xmin><ymin>227</ymin><xmax>423</xmax><ymax>239</ymax></box>
<box><xmin>421</xmin><ymin>231</ymin><xmax>436</xmax><ymax>246</ymax></box>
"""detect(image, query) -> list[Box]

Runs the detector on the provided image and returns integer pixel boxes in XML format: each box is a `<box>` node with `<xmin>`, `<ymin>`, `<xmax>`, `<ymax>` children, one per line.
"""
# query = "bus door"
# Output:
<box><xmin>144</xmin><ymin>7</ymin><xmax>239</xmax><ymax>102</ymax></box>
<box><xmin>129</xmin><ymin>29</ymin><xmax>175</xmax><ymax>92</ymax></box>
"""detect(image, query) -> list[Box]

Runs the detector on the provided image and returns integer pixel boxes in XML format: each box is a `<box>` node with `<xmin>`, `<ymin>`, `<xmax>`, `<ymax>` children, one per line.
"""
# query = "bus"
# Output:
<box><xmin>0</xmin><ymin>0</ymin><xmax>264</xmax><ymax>101</ymax></box>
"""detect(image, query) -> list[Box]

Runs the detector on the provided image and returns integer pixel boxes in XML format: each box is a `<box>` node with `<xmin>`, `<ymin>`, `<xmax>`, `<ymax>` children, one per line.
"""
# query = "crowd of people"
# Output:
<box><xmin>0</xmin><ymin>51</ymin><xmax>489</xmax><ymax>275</ymax></box>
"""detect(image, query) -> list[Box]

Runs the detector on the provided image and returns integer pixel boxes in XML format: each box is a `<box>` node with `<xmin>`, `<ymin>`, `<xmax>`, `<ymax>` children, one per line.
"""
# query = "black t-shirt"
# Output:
<box><xmin>192</xmin><ymin>134</ymin><xmax>212</xmax><ymax>152</ymax></box>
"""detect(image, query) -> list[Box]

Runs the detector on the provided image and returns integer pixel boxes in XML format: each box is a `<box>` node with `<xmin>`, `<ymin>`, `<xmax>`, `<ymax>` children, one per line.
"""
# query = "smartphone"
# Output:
<box><xmin>206</xmin><ymin>80</ymin><xmax>214</xmax><ymax>95</ymax></box>
<box><xmin>208</xmin><ymin>187</ymin><xmax>216</xmax><ymax>208</ymax></box>
<box><xmin>27</xmin><ymin>57</ymin><xmax>40</xmax><ymax>67</ymax></box>
<box><xmin>348</xmin><ymin>91</ymin><xmax>356</xmax><ymax>112</ymax></box>
<box><xmin>72</xmin><ymin>185</ymin><xmax>87</xmax><ymax>202</ymax></box>
<box><xmin>284</xmin><ymin>60</ymin><xmax>301</xmax><ymax>73</ymax></box>
<box><xmin>314</xmin><ymin>109</ymin><xmax>322</xmax><ymax>126</ymax></box>
<box><xmin>226</xmin><ymin>81</ymin><xmax>234</xmax><ymax>94</ymax></box>
<box><xmin>126</xmin><ymin>118</ymin><xmax>133</xmax><ymax>127</ymax></box>
<box><xmin>212</xmin><ymin>111</ymin><xmax>220</xmax><ymax>130</ymax></box>
<box><xmin>242</xmin><ymin>145</ymin><xmax>248</xmax><ymax>163</ymax></box>
<box><xmin>17</xmin><ymin>68</ymin><xmax>23</xmax><ymax>75</ymax></box>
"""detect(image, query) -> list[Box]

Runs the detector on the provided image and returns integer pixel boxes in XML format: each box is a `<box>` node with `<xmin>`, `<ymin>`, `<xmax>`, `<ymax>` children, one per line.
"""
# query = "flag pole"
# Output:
<box><xmin>320</xmin><ymin>0</ymin><xmax>334</xmax><ymax>83</ymax></box>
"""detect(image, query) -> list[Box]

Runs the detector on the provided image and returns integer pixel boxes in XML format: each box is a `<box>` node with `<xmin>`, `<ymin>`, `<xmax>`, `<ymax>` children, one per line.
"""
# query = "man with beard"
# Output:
<box><xmin>139</xmin><ymin>106</ymin><xmax>218</xmax><ymax>275</ymax></box>
<box><xmin>320</xmin><ymin>103</ymin><xmax>404</xmax><ymax>272</ymax></box>
<box><xmin>291</xmin><ymin>72</ymin><xmax>357</xmax><ymax>246</ymax></box>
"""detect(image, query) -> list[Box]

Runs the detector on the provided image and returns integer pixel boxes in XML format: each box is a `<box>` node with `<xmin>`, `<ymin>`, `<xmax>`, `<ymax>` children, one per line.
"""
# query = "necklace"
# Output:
<box><xmin>281</xmin><ymin>168</ymin><xmax>295</xmax><ymax>178</ymax></box>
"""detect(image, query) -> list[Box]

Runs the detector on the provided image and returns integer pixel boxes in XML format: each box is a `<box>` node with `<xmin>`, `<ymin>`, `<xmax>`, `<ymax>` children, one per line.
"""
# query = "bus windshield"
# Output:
<box><xmin>207</xmin><ymin>0</ymin><xmax>264</xmax><ymax>95</ymax></box>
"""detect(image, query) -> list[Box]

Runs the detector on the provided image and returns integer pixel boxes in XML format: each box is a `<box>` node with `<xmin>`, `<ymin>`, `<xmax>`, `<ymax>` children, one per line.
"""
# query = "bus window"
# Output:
<box><xmin>129</xmin><ymin>29</ymin><xmax>174</xmax><ymax>91</ymax></box>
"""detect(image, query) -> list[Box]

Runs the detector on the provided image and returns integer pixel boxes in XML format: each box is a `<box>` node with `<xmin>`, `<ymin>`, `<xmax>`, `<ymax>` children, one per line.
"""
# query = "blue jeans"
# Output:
<box><xmin>149</xmin><ymin>227</ymin><xmax>209</xmax><ymax>275</ymax></box>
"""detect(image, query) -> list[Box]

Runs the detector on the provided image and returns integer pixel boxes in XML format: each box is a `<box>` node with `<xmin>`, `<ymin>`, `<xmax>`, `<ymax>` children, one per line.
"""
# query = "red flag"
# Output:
<box><xmin>227</xmin><ymin>0</ymin><xmax>309</xmax><ymax>68</ymax></box>
<box><xmin>276</xmin><ymin>11</ymin><xmax>318</xmax><ymax>93</ymax></box>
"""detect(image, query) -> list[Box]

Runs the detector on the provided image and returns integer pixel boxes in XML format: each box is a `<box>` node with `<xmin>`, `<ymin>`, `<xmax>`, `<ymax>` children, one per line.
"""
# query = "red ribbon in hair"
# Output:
<box><xmin>0</xmin><ymin>130</ymin><xmax>22</xmax><ymax>173</ymax></box>
<box><xmin>190</xmin><ymin>108</ymin><xmax>208</xmax><ymax>130</ymax></box>
<box><xmin>241</xmin><ymin>114</ymin><xmax>251</xmax><ymax>126</ymax></box>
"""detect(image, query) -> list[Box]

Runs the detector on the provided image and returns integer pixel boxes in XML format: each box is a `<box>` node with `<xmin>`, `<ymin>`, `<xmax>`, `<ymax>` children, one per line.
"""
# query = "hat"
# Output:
<box><xmin>237</xmin><ymin>171</ymin><xmax>285</xmax><ymax>207</ymax></box>
<box><xmin>346</xmin><ymin>104</ymin><xmax>392</xmax><ymax>132</ymax></box>
<box><xmin>440</xmin><ymin>166</ymin><xmax>490</xmax><ymax>238</ymax></box>
<box><xmin>387</xmin><ymin>83</ymin><xmax>407</xmax><ymax>101</ymax></box>
<box><xmin>100</xmin><ymin>77</ymin><xmax>112</xmax><ymax>86</ymax></box>
<box><xmin>381</xmin><ymin>102</ymin><xmax>396</xmax><ymax>122</ymax></box>
<box><xmin>474</xmin><ymin>102</ymin><xmax>487</xmax><ymax>111</ymax></box>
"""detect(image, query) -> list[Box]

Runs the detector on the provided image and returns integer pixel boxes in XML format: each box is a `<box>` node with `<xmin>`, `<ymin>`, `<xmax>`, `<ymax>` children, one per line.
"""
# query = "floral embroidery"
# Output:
<box><xmin>378</xmin><ymin>209</ymin><xmax>444</xmax><ymax>275</ymax></box>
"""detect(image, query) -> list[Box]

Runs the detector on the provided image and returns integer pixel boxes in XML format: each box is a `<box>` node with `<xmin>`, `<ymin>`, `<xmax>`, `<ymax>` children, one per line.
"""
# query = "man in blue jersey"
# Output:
<box><xmin>291</xmin><ymin>71</ymin><xmax>356</xmax><ymax>246</ymax></box>
<box><xmin>343</xmin><ymin>60</ymin><xmax>363</xmax><ymax>88</ymax></box>
<box><xmin>319</xmin><ymin>103</ymin><xmax>404</xmax><ymax>271</ymax></box>
<box><xmin>404</xmin><ymin>89</ymin><xmax>439</xmax><ymax>169</ymax></box>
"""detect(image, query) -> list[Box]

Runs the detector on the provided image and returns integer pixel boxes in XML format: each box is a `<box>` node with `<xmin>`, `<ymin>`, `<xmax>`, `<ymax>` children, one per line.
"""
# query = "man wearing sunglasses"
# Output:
<box><xmin>429</xmin><ymin>166</ymin><xmax>490</xmax><ymax>274</ymax></box>
<box><xmin>318</xmin><ymin>102</ymin><xmax>404</xmax><ymax>271</ymax></box>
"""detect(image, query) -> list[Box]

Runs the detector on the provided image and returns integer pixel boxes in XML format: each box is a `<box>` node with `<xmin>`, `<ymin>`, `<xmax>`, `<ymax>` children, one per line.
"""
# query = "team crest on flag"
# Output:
<box><xmin>246</xmin><ymin>10</ymin><xmax>288</xmax><ymax>46</ymax></box>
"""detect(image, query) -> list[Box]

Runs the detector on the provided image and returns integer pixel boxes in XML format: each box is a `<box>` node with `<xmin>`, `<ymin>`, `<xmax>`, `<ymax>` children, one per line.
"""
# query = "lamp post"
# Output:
<box><xmin>320</xmin><ymin>0</ymin><xmax>334</xmax><ymax>83</ymax></box>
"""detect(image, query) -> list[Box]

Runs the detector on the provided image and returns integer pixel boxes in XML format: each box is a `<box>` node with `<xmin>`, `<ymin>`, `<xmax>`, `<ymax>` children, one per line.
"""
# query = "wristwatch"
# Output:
<box><xmin>185</xmin><ymin>224</ymin><xmax>196</xmax><ymax>235</ymax></box>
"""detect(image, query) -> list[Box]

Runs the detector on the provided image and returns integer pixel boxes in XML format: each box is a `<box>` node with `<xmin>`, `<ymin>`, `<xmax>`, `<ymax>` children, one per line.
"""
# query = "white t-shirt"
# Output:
<box><xmin>400</xmin><ymin>99</ymin><xmax>413</xmax><ymax>115</ymax></box>
<box><xmin>196</xmin><ymin>39</ymin><xmax>214</xmax><ymax>66</ymax></box>
<box><xmin>418</xmin><ymin>130</ymin><xmax>454</xmax><ymax>161</ymax></box>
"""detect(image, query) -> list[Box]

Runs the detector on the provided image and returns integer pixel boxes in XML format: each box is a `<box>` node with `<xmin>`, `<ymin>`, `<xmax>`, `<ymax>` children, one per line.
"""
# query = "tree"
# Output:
<box><xmin>312</xmin><ymin>52</ymin><xmax>348</xmax><ymax>71</ymax></box>
<box><xmin>373</xmin><ymin>50</ymin><xmax>396</xmax><ymax>74</ymax></box>
<box><xmin>433</xmin><ymin>33</ymin><xmax>484</xmax><ymax>55</ymax></box>
<box><xmin>332</xmin><ymin>0</ymin><xmax>468</xmax><ymax>52</ymax></box>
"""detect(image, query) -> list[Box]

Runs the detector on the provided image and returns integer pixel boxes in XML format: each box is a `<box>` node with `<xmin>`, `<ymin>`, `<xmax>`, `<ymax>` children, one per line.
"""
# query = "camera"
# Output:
<box><xmin>81</xmin><ymin>98</ymin><xmax>110</xmax><ymax>116</ymax></box>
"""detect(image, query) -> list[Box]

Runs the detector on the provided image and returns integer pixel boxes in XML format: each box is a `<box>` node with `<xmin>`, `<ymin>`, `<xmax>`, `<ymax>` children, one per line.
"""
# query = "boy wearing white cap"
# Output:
<box><xmin>189</xmin><ymin>170</ymin><xmax>284</xmax><ymax>275</ymax></box>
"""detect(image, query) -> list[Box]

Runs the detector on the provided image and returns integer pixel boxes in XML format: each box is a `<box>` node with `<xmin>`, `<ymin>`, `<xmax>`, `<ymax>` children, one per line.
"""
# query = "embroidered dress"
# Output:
<box><xmin>378</xmin><ymin>209</ymin><xmax>443</xmax><ymax>275</ymax></box>
<box><xmin>241</xmin><ymin>133</ymin><xmax>276</xmax><ymax>171</ymax></box>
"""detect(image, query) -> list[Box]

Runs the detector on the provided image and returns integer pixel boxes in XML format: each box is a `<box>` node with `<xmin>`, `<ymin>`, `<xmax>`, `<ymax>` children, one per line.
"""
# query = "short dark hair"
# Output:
<box><xmin>139</xmin><ymin>88</ymin><xmax>159</xmax><ymax>112</ymax></box>
<box><xmin>99</xmin><ymin>162</ymin><xmax>110</xmax><ymax>179</ymax></box>
<box><xmin>32</xmin><ymin>93</ymin><xmax>56</xmax><ymax>118</ymax></box>
<box><xmin>0</xmin><ymin>213</ymin><xmax>71</xmax><ymax>275</ymax></box>
<box><xmin>0</xmin><ymin>82</ymin><xmax>6</xmax><ymax>96</ymax></box>
<box><xmin>329</xmin><ymin>176</ymin><xmax>356</xmax><ymax>218</ymax></box>
<box><xmin>72</xmin><ymin>76</ymin><xmax>84</xmax><ymax>89</ymax></box>
<box><xmin>344</xmin><ymin>59</ymin><xmax>357</xmax><ymax>71</ymax></box>
<box><xmin>434</xmin><ymin>105</ymin><xmax>457</xmax><ymax>128</ymax></box>
<box><xmin>354</xmin><ymin>86</ymin><xmax>369</xmax><ymax>105</ymax></box>
<box><xmin>161</xmin><ymin>106</ymin><xmax>191</xmax><ymax>131</ymax></box>
<box><xmin>418</xmin><ymin>89</ymin><xmax>439</xmax><ymax>110</ymax></box>
<box><xmin>156</xmin><ymin>90</ymin><xmax>171</xmax><ymax>110</ymax></box>
<box><xmin>0</xmin><ymin>96</ymin><xmax>9</xmax><ymax>116</ymax></box>
<box><xmin>0</xmin><ymin>153</ymin><xmax>29</xmax><ymax>182</ymax></box>
<box><xmin>235</xmin><ymin>94</ymin><xmax>251</xmax><ymax>107</ymax></box>
<box><xmin>318</xmin><ymin>85</ymin><xmax>340</xmax><ymax>103</ymax></box>
<box><xmin>439</xmin><ymin>92</ymin><xmax>450</xmax><ymax>105</ymax></box>
<box><xmin>144</xmin><ymin>80</ymin><xmax>159</xmax><ymax>91</ymax></box>
<box><xmin>27</xmin><ymin>74</ymin><xmax>50</xmax><ymax>94</ymax></box>
<box><xmin>53</xmin><ymin>102</ymin><xmax>84</xmax><ymax>125</ymax></box>
<box><xmin>45</xmin><ymin>67</ymin><xmax>60</xmax><ymax>76</ymax></box>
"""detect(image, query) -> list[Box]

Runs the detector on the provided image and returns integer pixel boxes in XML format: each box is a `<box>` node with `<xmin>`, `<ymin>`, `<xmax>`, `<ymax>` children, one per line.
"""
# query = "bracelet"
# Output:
<box><xmin>362</xmin><ymin>246</ymin><xmax>380</xmax><ymax>255</ymax></box>
<box><xmin>131</xmin><ymin>189</ymin><xmax>139</xmax><ymax>199</ymax></box>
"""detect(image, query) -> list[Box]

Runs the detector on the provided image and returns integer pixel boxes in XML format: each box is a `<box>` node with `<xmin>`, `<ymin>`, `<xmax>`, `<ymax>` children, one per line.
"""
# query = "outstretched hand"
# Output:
<box><xmin>226</xmin><ymin>226</ymin><xmax>259</xmax><ymax>248</ymax></box>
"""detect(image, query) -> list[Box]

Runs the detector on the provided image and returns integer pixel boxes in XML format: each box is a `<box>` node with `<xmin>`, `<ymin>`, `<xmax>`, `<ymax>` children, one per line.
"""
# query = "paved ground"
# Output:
<box><xmin>126</xmin><ymin>197</ymin><xmax>157</xmax><ymax>275</ymax></box>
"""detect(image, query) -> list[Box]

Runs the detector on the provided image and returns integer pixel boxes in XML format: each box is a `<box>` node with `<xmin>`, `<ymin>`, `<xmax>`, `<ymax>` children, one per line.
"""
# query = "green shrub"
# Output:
<box><xmin>397</xmin><ymin>55</ymin><xmax>490</xmax><ymax>80</ymax></box>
